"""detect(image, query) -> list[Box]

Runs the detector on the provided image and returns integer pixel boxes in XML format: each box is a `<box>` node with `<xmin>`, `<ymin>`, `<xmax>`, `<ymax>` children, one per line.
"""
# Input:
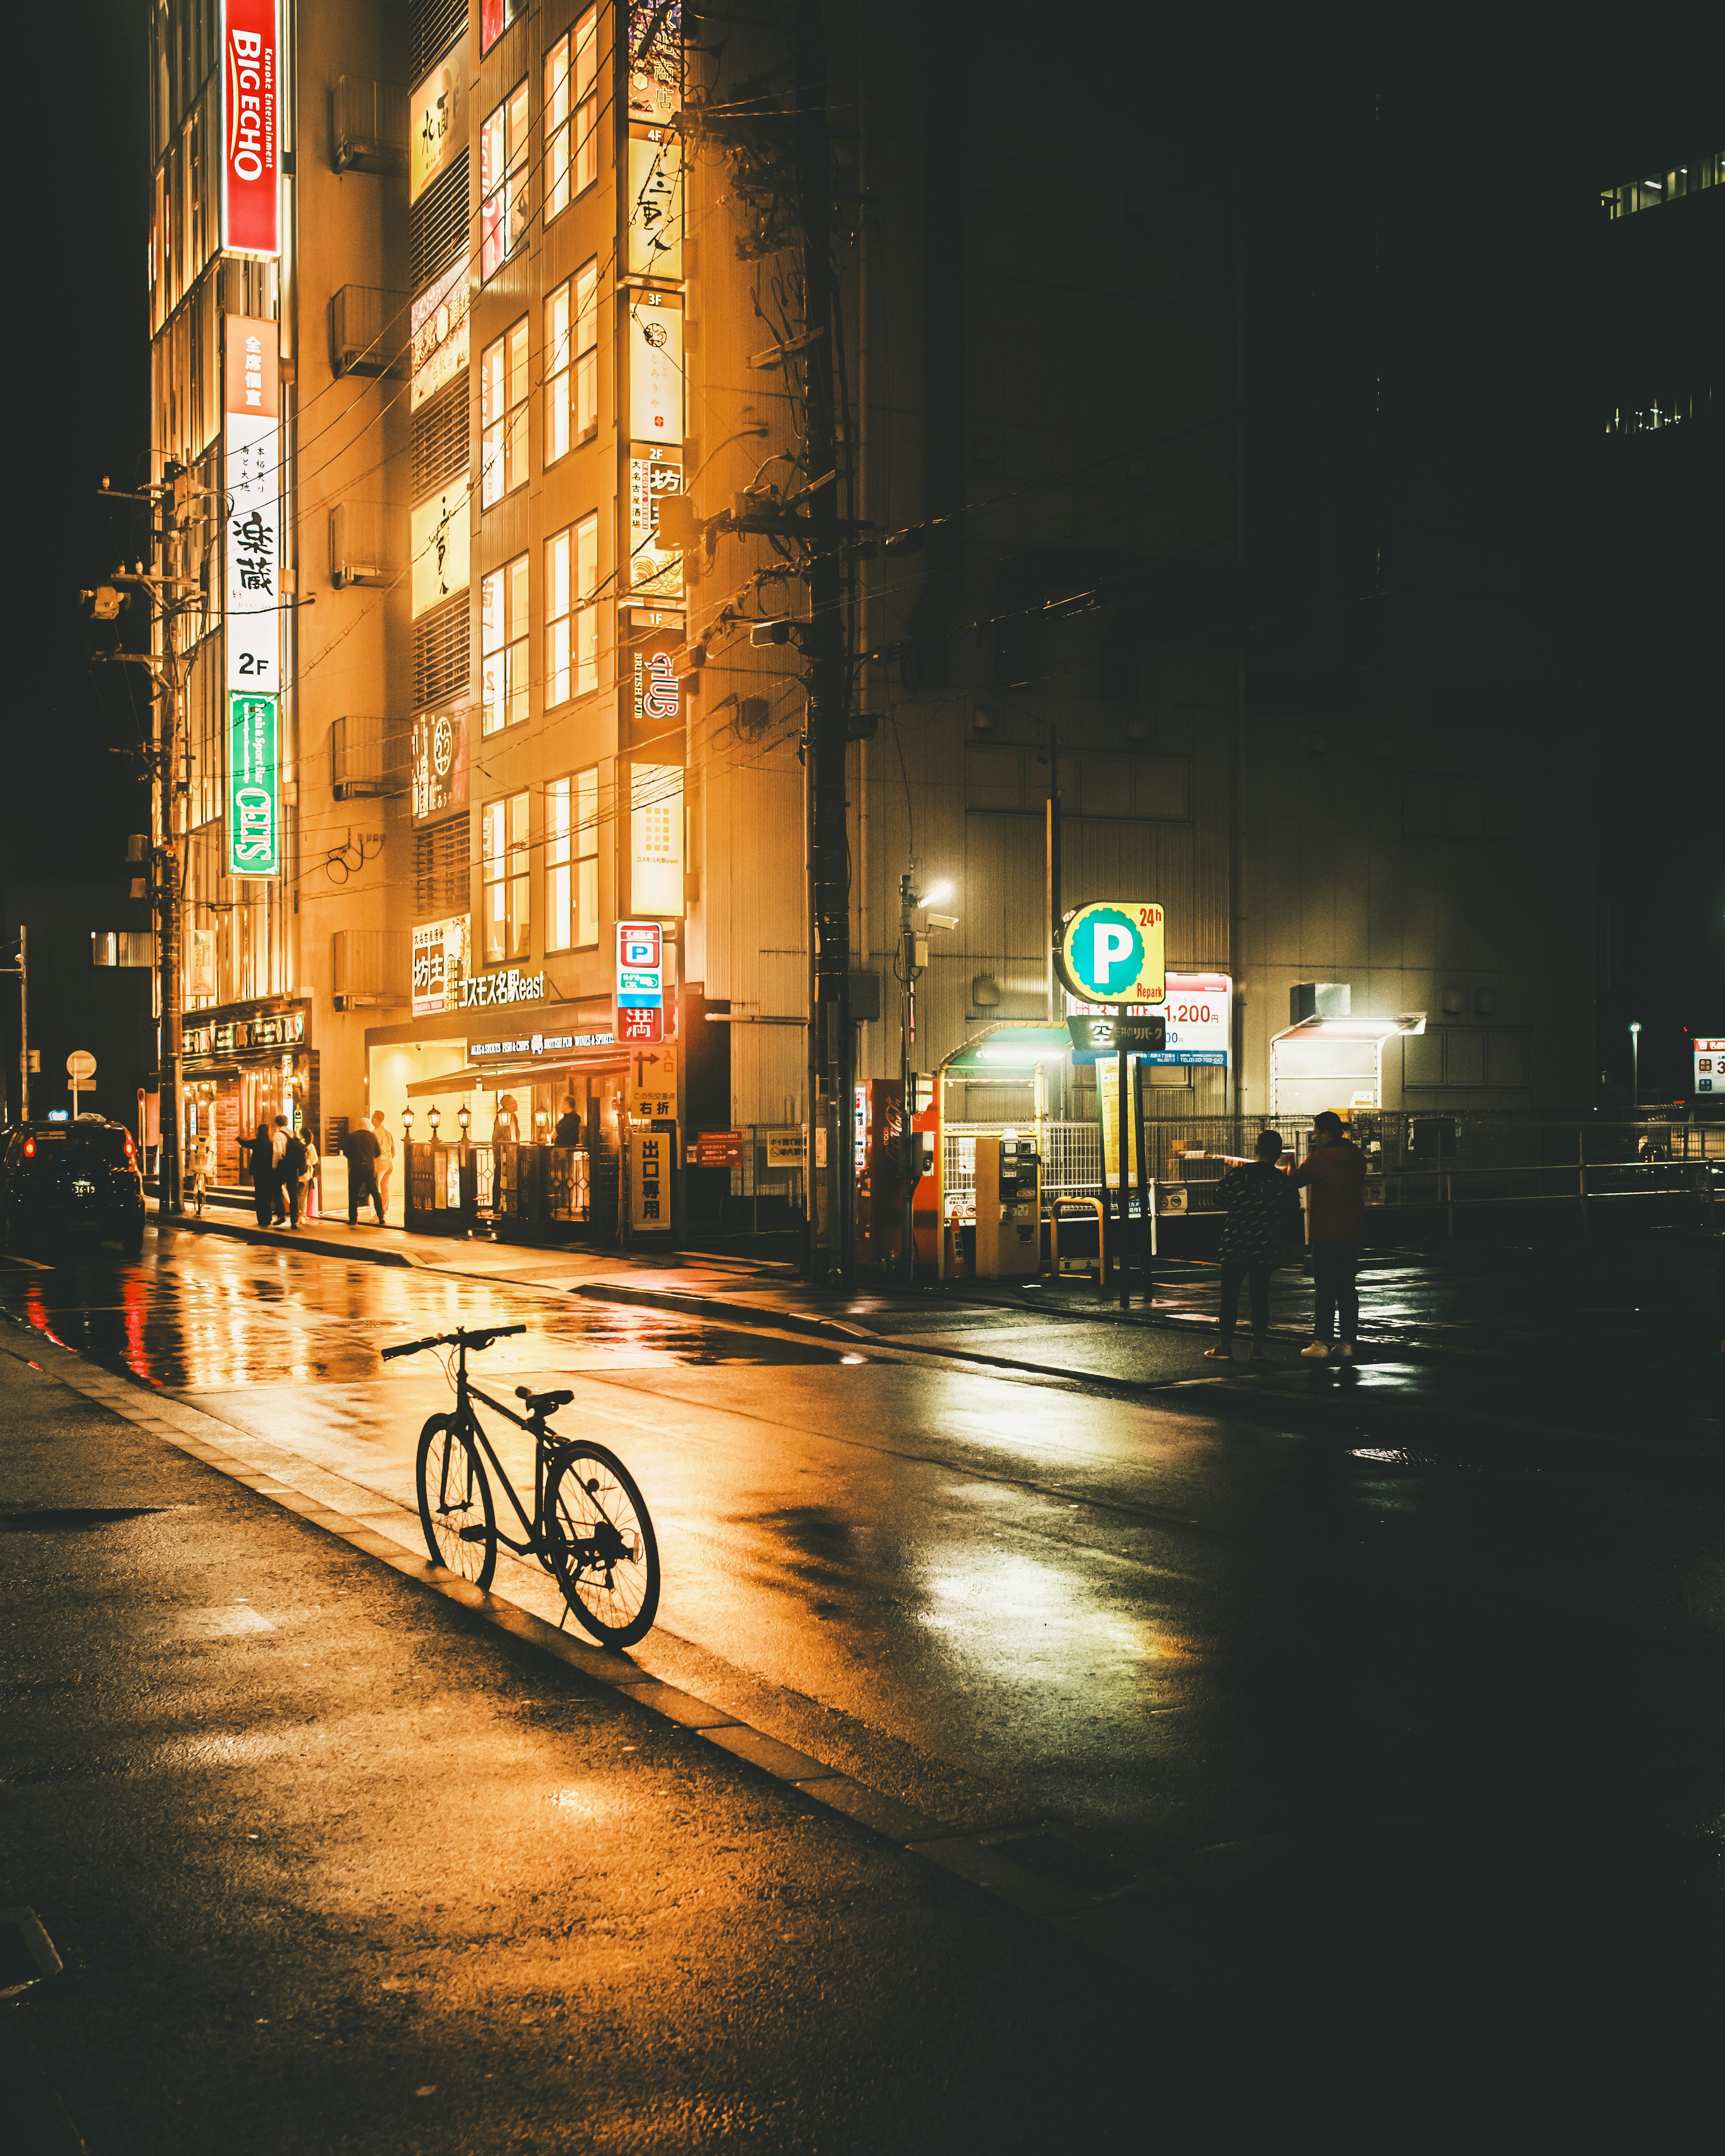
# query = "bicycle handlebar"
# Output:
<box><xmin>381</xmin><ymin>1322</ymin><xmax>527</xmax><ymax>1361</ymax></box>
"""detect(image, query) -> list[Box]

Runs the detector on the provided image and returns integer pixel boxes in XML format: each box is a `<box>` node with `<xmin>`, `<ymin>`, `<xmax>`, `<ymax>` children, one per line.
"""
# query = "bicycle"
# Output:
<box><xmin>381</xmin><ymin>1322</ymin><xmax>661</xmax><ymax>1648</ymax></box>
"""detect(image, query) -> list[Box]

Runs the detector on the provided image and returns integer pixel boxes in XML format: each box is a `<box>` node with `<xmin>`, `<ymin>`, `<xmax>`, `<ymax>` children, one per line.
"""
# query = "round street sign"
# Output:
<box><xmin>66</xmin><ymin>1050</ymin><xmax>97</xmax><ymax>1080</ymax></box>
<box><xmin>1055</xmin><ymin>902</ymin><xmax>1166</xmax><ymax>1005</ymax></box>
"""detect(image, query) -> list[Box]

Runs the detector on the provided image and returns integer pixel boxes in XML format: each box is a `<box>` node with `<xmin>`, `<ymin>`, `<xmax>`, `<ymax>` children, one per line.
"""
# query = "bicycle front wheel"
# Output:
<box><xmin>544</xmin><ymin>1443</ymin><xmax>660</xmax><ymax>1647</ymax></box>
<box><xmin>416</xmin><ymin>1414</ymin><xmax>497</xmax><ymax>1590</ymax></box>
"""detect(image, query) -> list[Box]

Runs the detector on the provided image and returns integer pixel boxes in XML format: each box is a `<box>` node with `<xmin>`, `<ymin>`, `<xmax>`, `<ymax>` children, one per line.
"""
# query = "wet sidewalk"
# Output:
<box><xmin>158</xmin><ymin>1208</ymin><xmax>1723</xmax><ymax>1452</ymax></box>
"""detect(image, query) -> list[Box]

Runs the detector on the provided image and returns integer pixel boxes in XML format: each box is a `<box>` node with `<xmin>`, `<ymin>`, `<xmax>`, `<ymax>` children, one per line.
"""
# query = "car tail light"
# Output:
<box><xmin>23</xmin><ymin>1136</ymin><xmax>35</xmax><ymax>1158</ymax></box>
<box><xmin>124</xmin><ymin>1134</ymin><xmax>137</xmax><ymax>1163</ymax></box>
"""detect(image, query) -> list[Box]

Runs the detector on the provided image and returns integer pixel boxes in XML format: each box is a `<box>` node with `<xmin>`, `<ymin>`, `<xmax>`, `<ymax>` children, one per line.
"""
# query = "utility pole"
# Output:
<box><xmin>898</xmin><ymin>870</ymin><xmax>923</xmax><ymax>1283</ymax></box>
<box><xmin>795</xmin><ymin>0</ymin><xmax>854</xmax><ymax>1286</ymax></box>
<box><xmin>3</xmin><ymin>928</ymin><xmax>30</xmax><ymax>1122</ymax></box>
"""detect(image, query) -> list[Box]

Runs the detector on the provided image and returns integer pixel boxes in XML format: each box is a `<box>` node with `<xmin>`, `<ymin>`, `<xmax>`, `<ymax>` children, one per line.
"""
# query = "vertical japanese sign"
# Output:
<box><xmin>627</xmin><ymin>296</ymin><xmax>684</xmax><ymax>443</ymax></box>
<box><xmin>627</xmin><ymin>129</ymin><xmax>684</xmax><ymax>277</ymax></box>
<box><xmin>628</xmin><ymin>450</ymin><xmax>684</xmax><ymax>599</ymax></box>
<box><xmin>227</xmin><ymin>693</ymin><xmax>281</xmax><ymax>877</ymax></box>
<box><xmin>616</xmin><ymin>919</ymin><xmax>664</xmax><ymax>1044</ymax></box>
<box><xmin>225</xmin><ymin>315</ymin><xmax>281</xmax><ymax>695</ymax></box>
<box><xmin>630</xmin><ymin>769</ymin><xmax>684</xmax><ymax>915</ymax></box>
<box><xmin>627</xmin><ymin>0</ymin><xmax>683</xmax><ymax>121</ymax></box>
<box><xmin>220</xmin><ymin>0</ymin><xmax>280</xmax><ymax>257</ymax></box>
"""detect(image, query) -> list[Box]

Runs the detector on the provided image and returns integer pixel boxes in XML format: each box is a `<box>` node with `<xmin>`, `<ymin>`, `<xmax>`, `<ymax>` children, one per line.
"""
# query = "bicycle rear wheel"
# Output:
<box><xmin>544</xmin><ymin>1443</ymin><xmax>660</xmax><ymax>1647</ymax></box>
<box><xmin>416</xmin><ymin>1414</ymin><xmax>497</xmax><ymax>1590</ymax></box>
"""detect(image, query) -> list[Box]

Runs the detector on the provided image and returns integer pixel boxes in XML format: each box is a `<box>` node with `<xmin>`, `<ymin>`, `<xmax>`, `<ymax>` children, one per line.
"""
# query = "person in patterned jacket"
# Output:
<box><xmin>1203</xmin><ymin>1128</ymin><xmax>1301</xmax><ymax>1361</ymax></box>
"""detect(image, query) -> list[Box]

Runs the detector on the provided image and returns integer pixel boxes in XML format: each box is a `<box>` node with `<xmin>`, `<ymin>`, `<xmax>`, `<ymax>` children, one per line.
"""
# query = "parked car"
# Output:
<box><xmin>0</xmin><ymin>1117</ymin><xmax>147</xmax><ymax>1259</ymax></box>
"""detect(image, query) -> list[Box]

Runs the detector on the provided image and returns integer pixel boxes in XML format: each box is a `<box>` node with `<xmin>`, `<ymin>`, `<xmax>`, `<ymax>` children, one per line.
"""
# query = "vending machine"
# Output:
<box><xmin>854</xmin><ymin>1078</ymin><xmax>905</xmax><ymax>1269</ymax></box>
<box><xmin>973</xmin><ymin>1132</ymin><xmax>1042</xmax><ymax>1278</ymax></box>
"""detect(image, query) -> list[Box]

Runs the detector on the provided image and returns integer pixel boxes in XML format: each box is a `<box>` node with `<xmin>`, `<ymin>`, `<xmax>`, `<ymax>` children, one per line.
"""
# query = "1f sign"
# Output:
<box><xmin>228</xmin><ymin>693</ymin><xmax>281</xmax><ymax>877</ymax></box>
<box><xmin>220</xmin><ymin>0</ymin><xmax>280</xmax><ymax>257</ymax></box>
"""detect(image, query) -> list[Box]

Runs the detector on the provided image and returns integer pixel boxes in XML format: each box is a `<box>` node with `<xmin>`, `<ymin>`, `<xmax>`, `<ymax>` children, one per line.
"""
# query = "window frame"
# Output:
<box><xmin>479</xmin><ymin>78</ymin><xmax>531</xmax><ymax>282</ymax></box>
<box><xmin>480</xmin><ymin>314</ymin><xmax>531</xmax><ymax>508</ymax></box>
<box><xmin>545</xmin><ymin>767</ymin><xmax>601</xmax><ymax>952</ymax></box>
<box><xmin>545</xmin><ymin>8</ymin><xmax>600</xmax><ymax>221</ymax></box>
<box><xmin>480</xmin><ymin>553</ymin><xmax>531</xmax><ymax>736</ymax></box>
<box><xmin>481</xmin><ymin>790</ymin><xmax>531</xmax><ymax>964</ymax></box>
<box><xmin>545</xmin><ymin>258</ymin><xmax>600</xmax><ymax>465</ymax></box>
<box><xmin>545</xmin><ymin>513</ymin><xmax>601</xmax><ymax>708</ymax></box>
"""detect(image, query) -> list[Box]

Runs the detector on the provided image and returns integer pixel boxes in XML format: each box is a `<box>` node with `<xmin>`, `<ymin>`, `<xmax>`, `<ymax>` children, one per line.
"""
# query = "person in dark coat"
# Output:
<box><xmin>1203</xmin><ymin>1129</ymin><xmax>1302</xmax><ymax>1361</ymax></box>
<box><xmin>341</xmin><ymin>1118</ymin><xmax>385</xmax><ymax>1226</ymax></box>
<box><xmin>247</xmin><ymin>1123</ymin><xmax>276</xmax><ymax>1227</ymax></box>
<box><xmin>279</xmin><ymin>1125</ymin><xmax>307</xmax><ymax>1229</ymax></box>
<box><xmin>553</xmin><ymin>1095</ymin><xmax>584</xmax><ymax>1147</ymax></box>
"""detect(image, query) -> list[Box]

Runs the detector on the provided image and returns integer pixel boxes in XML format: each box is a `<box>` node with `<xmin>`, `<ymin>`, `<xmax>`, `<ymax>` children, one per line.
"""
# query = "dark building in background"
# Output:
<box><xmin>1588</xmin><ymin>146</ymin><xmax>1720</xmax><ymax>1101</ymax></box>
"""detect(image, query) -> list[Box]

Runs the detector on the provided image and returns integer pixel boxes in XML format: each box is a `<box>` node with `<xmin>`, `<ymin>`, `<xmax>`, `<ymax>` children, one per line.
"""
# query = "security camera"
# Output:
<box><xmin>925</xmin><ymin>912</ymin><xmax>959</xmax><ymax>932</ymax></box>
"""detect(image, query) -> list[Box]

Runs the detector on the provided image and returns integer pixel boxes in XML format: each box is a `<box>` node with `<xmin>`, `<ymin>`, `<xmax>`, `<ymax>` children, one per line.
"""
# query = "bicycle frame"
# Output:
<box><xmin>443</xmin><ymin>1349</ymin><xmax>558</xmax><ymax>1560</ymax></box>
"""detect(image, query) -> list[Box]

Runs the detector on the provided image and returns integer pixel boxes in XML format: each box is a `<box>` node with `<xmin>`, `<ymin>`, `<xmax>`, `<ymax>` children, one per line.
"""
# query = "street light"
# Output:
<box><xmin>428</xmin><ymin>1105</ymin><xmax>442</xmax><ymax>1138</ymax></box>
<box><xmin>402</xmin><ymin>1105</ymin><xmax>414</xmax><ymax>1140</ymax></box>
<box><xmin>457</xmin><ymin>1104</ymin><xmax>471</xmax><ymax>1147</ymax></box>
<box><xmin>1629</xmin><ymin>1021</ymin><xmax>1641</xmax><ymax>1108</ymax></box>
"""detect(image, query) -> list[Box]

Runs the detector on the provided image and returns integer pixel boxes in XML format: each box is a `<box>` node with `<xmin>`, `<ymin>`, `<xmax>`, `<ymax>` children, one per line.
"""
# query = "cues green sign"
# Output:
<box><xmin>227</xmin><ymin>691</ymin><xmax>281</xmax><ymax>878</ymax></box>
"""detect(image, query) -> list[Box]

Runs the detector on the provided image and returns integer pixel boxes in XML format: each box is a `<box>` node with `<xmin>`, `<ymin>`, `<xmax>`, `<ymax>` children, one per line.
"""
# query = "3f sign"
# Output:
<box><xmin>1055</xmin><ymin>901</ymin><xmax>1166</xmax><ymax>1006</ymax></box>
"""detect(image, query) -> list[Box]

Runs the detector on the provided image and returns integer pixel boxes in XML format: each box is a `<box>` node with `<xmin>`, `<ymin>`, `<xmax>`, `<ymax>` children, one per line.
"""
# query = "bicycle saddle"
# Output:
<box><xmin>516</xmin><ymin>1386</ymin><xmax>575</xmax><ymax>1415</ymax></box>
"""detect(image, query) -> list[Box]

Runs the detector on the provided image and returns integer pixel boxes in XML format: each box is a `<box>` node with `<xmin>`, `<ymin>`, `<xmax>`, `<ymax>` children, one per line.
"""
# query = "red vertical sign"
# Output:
<box><xmin>221</xmin><ymin>0</ymin><xmax>280</xmax><ymax>259</ymax></box>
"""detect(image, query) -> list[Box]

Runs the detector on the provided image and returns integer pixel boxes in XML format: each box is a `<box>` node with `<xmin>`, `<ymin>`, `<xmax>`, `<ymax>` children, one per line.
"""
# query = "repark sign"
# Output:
<box><xmin>1055</xmin><ymin>902</ymin><xmax>1165</xmax><ymax>1006</ymax></box>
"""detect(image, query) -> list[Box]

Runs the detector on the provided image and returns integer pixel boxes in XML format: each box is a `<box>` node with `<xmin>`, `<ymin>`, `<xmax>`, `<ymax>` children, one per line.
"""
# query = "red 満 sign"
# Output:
<box><xmin>222</xmin><ymin>0</ymin><xmax>280</xmax><ymax>258</ymax></box>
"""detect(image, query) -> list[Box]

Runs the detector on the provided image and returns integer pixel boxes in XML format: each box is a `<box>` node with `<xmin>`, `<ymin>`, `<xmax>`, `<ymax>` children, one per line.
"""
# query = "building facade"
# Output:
<box><xmin>142</xmin><ymin>1</ymin><xmax>1598</xmax><ymax>1237</ymax></box>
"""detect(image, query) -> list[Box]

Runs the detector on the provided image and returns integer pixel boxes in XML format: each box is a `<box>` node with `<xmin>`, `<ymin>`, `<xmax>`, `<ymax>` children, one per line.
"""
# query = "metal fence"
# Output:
<box><xmin>941</xmin><ymin>1112</ymin><xmax>1725</xmax><ymax>1233</ymax></box>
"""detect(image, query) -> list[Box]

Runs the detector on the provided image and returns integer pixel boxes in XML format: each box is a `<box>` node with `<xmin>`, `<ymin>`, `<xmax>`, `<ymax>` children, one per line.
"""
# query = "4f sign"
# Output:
<box><xmin>221</xmin><ymin>1</ymin><xmax>280</xmax><ymax>258</ymax></box>
<box><xmin>1056</xmin><ymin>901</ymin><xmax>1165</xmax><ymax>1005</ymax></box>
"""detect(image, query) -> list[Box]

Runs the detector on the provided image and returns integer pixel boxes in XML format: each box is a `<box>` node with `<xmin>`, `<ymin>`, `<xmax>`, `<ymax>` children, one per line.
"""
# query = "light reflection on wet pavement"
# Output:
<box><xmin>2</xmin><ymin>1233</ymin><xmax>1721</xmax><ymax>1903</ymax></box>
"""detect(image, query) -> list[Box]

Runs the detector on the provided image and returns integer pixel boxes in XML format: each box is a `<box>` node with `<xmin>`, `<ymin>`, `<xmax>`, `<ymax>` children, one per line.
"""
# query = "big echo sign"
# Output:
<box><xmin>1055</xmin><ymin>901</ymin><xmax>1165</xmax><ymax>1005</ymax></box>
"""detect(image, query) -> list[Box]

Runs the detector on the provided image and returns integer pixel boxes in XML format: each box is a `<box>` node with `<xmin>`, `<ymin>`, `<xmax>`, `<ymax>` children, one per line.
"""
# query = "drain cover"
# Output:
<box><xmin>0</xmin><ymin>1508</ymin><xmax>168</xmax><ymax>1532</ymax></box>
<box><xmin>989</xmin><ymin>1834</ymin><xmax>1135</xmax><ymax>1897</ymax></box>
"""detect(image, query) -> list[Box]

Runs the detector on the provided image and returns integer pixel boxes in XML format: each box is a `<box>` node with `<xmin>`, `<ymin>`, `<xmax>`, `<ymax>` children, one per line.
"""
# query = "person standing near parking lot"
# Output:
<box><xmin>1290</xmin><ymin>1109</ymin><xmax>1369</xmax><ymax>1361</ymax></box>
<box><xmin>1204</xmin><ymin>1129</ymin><xmax>1301</xmax><ymax>1361</ymax></box>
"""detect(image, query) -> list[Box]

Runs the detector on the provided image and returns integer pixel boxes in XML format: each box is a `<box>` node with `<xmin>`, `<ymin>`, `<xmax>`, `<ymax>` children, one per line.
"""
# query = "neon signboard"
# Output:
<box><xmin>220</xmin><ymin>1</ymin><xmax>280</xmax><ymax>258</ymax></box>
<box><xmin>227</xmin><ymin>693</ymin><xmax>282</xmax><ymax>877</ymax></box>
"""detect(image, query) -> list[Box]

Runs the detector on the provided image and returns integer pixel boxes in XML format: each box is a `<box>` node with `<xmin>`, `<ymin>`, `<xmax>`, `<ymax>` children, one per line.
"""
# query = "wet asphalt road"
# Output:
<box><xmin>3</xmin><ymin>1228</ymin><xmax>1724</xmax><ymax>2138</ymax></box>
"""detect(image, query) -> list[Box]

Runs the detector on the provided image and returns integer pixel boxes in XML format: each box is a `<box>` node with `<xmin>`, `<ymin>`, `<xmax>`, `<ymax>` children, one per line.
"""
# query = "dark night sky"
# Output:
<box><xmin>18</xmin><ymin>5</ymin><xmax>1721</xmax><ymax>1096</ymax></box>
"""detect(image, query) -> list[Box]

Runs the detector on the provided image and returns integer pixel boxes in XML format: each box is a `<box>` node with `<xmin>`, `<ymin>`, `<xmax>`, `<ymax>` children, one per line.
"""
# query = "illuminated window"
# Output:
<box><xmin>482</xmin><ymin>791</ymin><xmax>531</xmax><ymax>963</ymax></box>
<box><xmin>480</xmin><ymin>80</ymin><xmax>530</xmax><ymax>280</ymax></box>
<box><xmin>546</xmin><ymin>8</ymin><xmax>599</xmax><ymax>220</ymax></box>
<box><xmin>546</xmin><ymin>513</ymin><xmax>600</xmax><ymax>707</ymax></box>
<box><xmin>481</xmin><ymin>0</ymin><xmax>527</xmax><ymax>57</ymax></box>
<box><xmin>546</xmin><ymin>260</ymin><xmax>599</xmax><ymax>464</ymax></box>
<box><xmin>547</xmin><ymin>767</ymin><xmax>601</xmax><ymax>951</ymax></box>
<box><xmin>481</xmin><ymin>554</ymin><xmax>530</xmax><ymax>735</ymax></box>
<box><xmin>480</xmin><ymin>317</ymin><xmax>530</xmax><ymax>507</ymax></box>
<box><xmin>1601</xmin><ymin>151</ymin><xmax>1721</xmax><ymax>218</ymax></box>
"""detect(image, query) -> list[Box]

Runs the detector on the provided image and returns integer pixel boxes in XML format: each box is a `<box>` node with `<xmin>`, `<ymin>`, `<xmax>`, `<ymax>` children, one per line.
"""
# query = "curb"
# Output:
<box><xmin>156</xmin><ymin>1215</ymin><xmax>420</xmax><ymax>1267</ymax></box>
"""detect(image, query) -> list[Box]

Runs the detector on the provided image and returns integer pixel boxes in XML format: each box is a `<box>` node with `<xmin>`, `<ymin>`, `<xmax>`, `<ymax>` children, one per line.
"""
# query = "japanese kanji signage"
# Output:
<box><xmin>627</xmin><ymin>128</ymin><xmax>684</xmax><ymax>278</ymax></box>
<box><xmin>628</xmin><ymin>451</ymin><xmax>684</xmax><ymax>600</ymax></box>
<box><xmin>227</xmin><ymin>693</ymin><xmax>281</xmax><ymax>877</ymax></box>
<box><xmin>220</xmin><ymin>1</ymin><xmax>280</xmax><ymax>258</ymax></box>
<box><xmin>224</xmin><ymin>314</ymin><xmax>280</xmax><ymax>697</ymax></box>
<box><xmin>627</xmin><ymin>296</ymin><xmax>684</xmax><ymax>444</ymax></box>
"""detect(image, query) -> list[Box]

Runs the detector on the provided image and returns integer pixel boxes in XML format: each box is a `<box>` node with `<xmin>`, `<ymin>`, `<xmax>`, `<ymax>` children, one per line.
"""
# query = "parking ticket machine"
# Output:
<box><xmin>973</xmin><ymin>1131</ymin><xmax>1042</xmax><ymax>1278</ymax></box>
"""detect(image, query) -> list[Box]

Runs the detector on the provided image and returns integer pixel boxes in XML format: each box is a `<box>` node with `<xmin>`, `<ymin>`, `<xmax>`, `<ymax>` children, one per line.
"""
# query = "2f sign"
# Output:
<box><xmin>1056</xmin><ymin>901</ymin><xmax>1166</xmax><ymax>1006</ymax></box>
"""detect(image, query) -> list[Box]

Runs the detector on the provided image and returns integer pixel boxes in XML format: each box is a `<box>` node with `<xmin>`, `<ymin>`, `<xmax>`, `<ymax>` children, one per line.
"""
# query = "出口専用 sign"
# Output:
<box><xmin>221</xmin><ymin>0</ymin><xmax>280</xmax><ymax>258</ymax></box>
<box><xmin>225</xmin><ymin>315</ymin><xmax>281</xmax><ymax>697</ymax></box>
<box><xmin>227</xmin><ymin>693</ymin><xmax>281</xmax><ymax>877</ymax></box>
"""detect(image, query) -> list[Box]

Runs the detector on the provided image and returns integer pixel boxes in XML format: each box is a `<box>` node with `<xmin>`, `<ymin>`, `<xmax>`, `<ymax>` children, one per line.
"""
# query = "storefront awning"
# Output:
<box><xmin>939</xmin><ymin>1023</ymin><xmax>1074</xmax><ymax>1075</ymax></box>
<box><xmin>406</xmin><ymin>1053</ymin><xmax>628</xmax><ymax>1096</ymax></box>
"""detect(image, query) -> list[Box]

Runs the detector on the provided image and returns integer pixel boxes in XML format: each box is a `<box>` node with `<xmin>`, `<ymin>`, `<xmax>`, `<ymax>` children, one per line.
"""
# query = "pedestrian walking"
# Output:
<box><xmin>493</xmin><ymin>1093</ymin><xmax>521</xmax><ymax>1144</ymax></box>
<box><xmin>1290</xmin><ymin>1109</ymin><xmax>1369</xmax><ymax>1361</ymax></box>
<box><xmin>301</xmin><ymin>1131</ymin><xmax>320</xmax><ymax>1222</ymax></box>
<box><xmin>553</xmin><ymin>1095</ymin><xmax>583</xmax><ymax>1147</ymax></box>
<box><xmin>187</xmin><ymin>1133</ymin><xmax>211</xmax><ymax>1217</ymax></box>
<box><xmin>371</xmin><ymin>1110</ymin><xmax>395</xmax><ymax>1219</ymax></box>
<box><xmin>1203</xmin><ymin>1129</ymin><xmax>1302</xmax><ymax>1361</ymax></box>
<box><xmin>247</xmin><ymin>1123</ymin><xmax>276</xmax><ymax>1227</ymax></box>
<box><xmin>341</xmin><ymin>1116</ymin><xmax>386</xmax><ymax>1226</ymax></box>
<box><xmin>279</xmin><ymin>1123</ymin><xmax>307</xmax><ymax>1229</ymax></box>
